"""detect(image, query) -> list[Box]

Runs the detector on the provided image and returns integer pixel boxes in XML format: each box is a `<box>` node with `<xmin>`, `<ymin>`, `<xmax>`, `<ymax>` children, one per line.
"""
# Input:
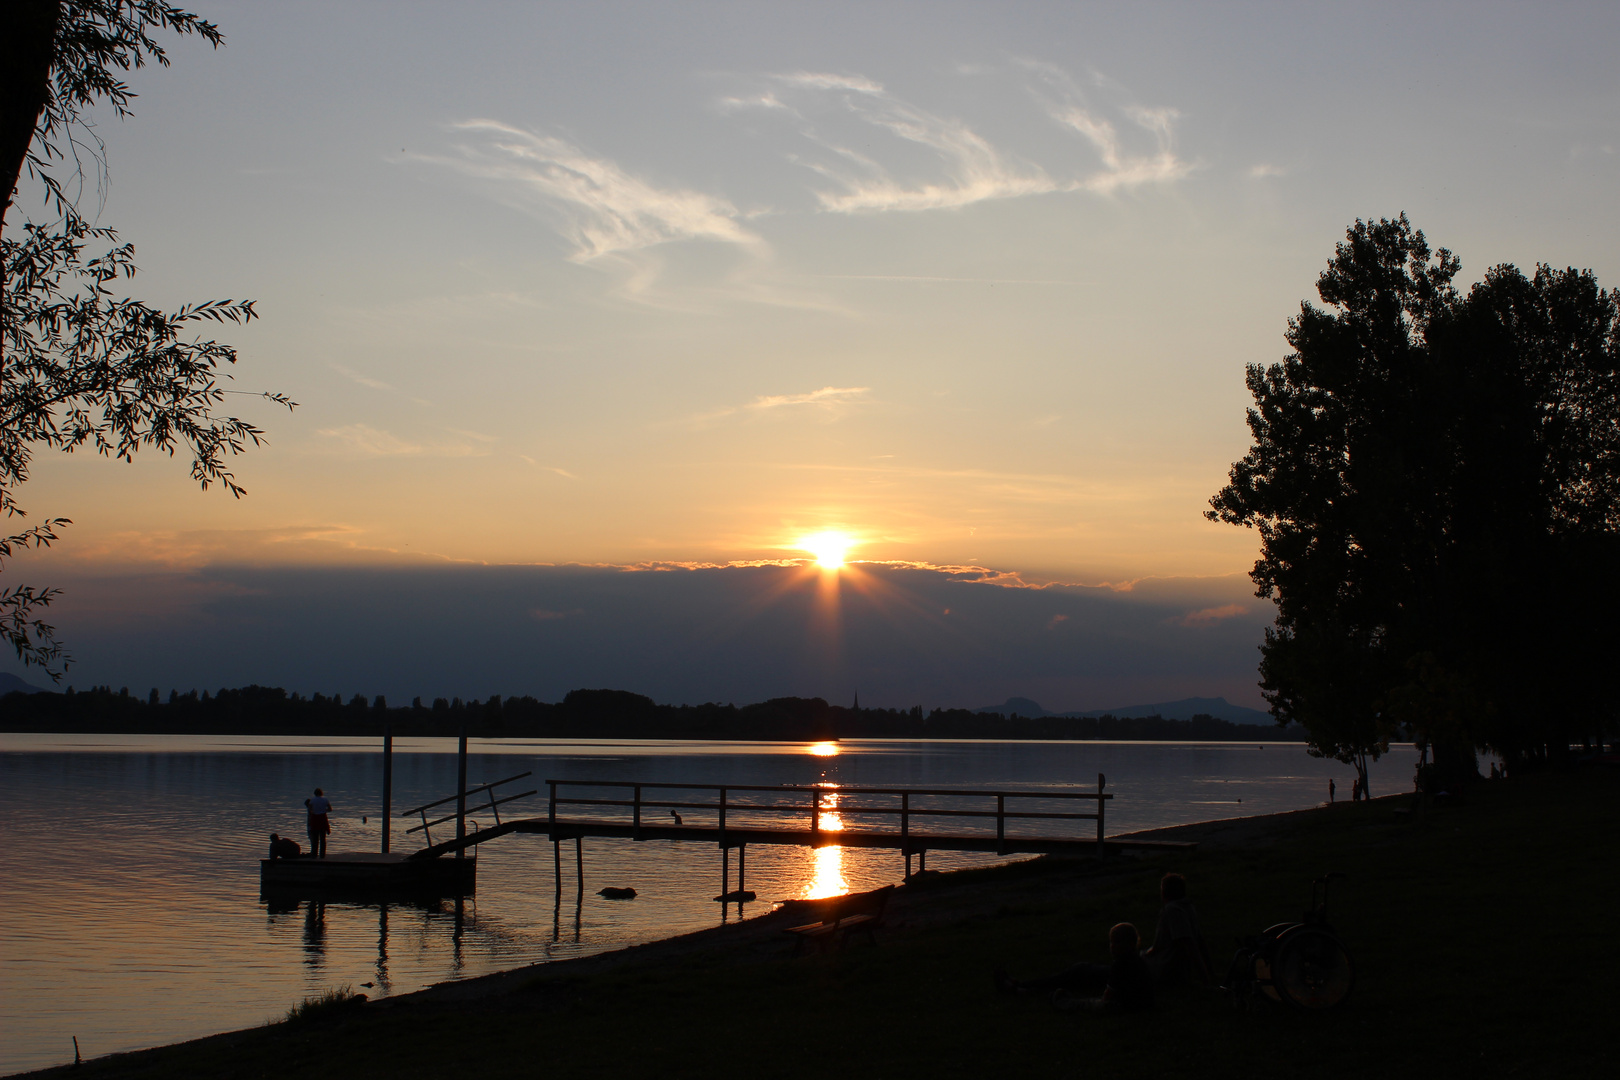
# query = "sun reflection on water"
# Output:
<box><xmin>802</xmin><ymin>785</ymin><xmax>848</xmax><ymax>898</ymax></box>
<box><xmin>807</xmin><ymin>741</ymin><xmax>839</xmax><ymax>757</ymax></box>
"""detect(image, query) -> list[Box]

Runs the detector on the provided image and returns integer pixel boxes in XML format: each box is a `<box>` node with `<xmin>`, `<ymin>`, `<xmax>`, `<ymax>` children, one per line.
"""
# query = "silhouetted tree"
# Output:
<box><xmin>2</xmin><ymin>2</ymin><xmax>291</xmax><ymax>675</ymax></box>
<box><xmin>1210</xmin><ymin>215</ymin><xmax>1619</xmax><ymax>785</ymax></box>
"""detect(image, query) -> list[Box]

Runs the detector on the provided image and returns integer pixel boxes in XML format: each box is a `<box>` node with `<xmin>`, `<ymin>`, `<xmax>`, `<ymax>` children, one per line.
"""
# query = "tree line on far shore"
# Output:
<box><xmin>0</xmin><ymin>684</ymin><xmax>1308</xmax><ymax>743</ymax></box>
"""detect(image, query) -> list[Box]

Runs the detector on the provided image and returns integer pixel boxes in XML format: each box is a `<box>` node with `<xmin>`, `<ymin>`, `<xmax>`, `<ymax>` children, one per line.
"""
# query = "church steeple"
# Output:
<box><xmin>852</xmin><ymin>690</ymin><xmax>860</xmax><ymax>711</ymax></box>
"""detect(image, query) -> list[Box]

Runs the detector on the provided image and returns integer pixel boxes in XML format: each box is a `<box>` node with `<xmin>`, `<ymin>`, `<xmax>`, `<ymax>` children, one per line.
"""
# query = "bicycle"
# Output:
<box><xmin>1223</xmin><ymin>872</ymin><xmax>1355</xmax><ymax>1010</ymax></box>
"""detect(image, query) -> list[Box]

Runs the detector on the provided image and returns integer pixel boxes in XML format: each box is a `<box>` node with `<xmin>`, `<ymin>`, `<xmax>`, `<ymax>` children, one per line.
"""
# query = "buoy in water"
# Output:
<box><xmin>598</xmin><ymin>886</ymin><xmax>637</xmax><ymax>900</ymax></box>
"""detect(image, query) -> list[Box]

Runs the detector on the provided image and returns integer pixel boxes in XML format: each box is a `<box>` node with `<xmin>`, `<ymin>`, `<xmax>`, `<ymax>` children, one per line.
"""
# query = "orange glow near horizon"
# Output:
<box><xmin>803</xmin><ymin>786</ymin><xmax>848</xmax><ymax>898</ymax></box>
<box><xmin>800</xmin><ymin>531</ymin><xmax>854</xmax><ymax>569</ymax></box>
<box><xmin>807</xmin><ymin>741</ymin><xmax>840</xmax><ymax>757</ymax></box>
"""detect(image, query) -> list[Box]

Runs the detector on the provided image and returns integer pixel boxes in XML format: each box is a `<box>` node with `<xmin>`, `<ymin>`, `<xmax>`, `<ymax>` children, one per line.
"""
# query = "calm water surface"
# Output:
<box><xmin>0</xmin><ymin>735</ymin><xmax>1415</xmax><ymax>1073</ymax></box>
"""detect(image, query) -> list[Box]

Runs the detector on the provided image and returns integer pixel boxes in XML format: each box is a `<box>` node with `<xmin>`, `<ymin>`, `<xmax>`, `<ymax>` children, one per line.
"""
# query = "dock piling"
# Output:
<box><xmin>381</xmin><ymin>725</ymin><xmax>393</xmax><ymax>854</ymax></box>
<box><xmin>455</xmin><ymin>723</ymin><xmax>468</xmax><ymax>859</ymax></box>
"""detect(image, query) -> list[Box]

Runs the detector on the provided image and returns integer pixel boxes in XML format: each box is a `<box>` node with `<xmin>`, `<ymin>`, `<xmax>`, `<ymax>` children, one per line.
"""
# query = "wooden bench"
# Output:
<box><xmin>784</xmin><ymin>885</ymin><xmax>895</xmax><ymax>954</ymax></box>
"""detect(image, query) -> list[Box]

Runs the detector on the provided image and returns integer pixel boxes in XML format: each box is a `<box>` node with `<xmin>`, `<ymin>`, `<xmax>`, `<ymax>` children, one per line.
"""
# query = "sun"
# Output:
<box><xmin>800</xmin><ymin>531</ymin><xmax>853</xmax><ymax>569</ymax></box>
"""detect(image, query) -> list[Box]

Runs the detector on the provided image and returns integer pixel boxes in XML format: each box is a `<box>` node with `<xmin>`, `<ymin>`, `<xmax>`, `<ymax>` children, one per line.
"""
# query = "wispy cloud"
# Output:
<box><xmin>759</xmin><ymin>72</ymin><xmax>1057</xmax><ymax>213</ymax></box>
<box><xmin>318</xmin><ymin>424</ymin><xmax>487</xmax><ymax>458</ymax></box>
<box><xmin>1019</xmin><ymin>60</ymin><xmax>1192</xmax><ymax>193</ymax></box>
<box><xmin>331</xmin><ymin>364</ymin><xmax>395</xmax><ymax>391</ymax></box>
<box><xmin>748</xmin><ymin>385</ymin><xmax>870</xmax><ymax>412</ymax></box>
<box><xmin>426</xmin><ymin>120</ymin><xmax>760</xmax><ymax>260</ymax></box>
<box><xmin>1174</xmin><ymin>603</ymin><xmax>1248</xmax><ymax>627</ymax></box>
<box><xmin>1248</xmin><ymin>162</ymin><xmax>1286</xmax><ymax>179</ymax></box>
<box><xmin>518</xmin><ymin>454</ymin><xmax>578</xmax><ymax>479</ymax></box>
<box><xmin>719</xmin><ymin>61</ymin><xmax>1191</xmax><ymax>215</ymax></box>
<box><xmin>682</xmin><ymin>385</ymin><xmax>872</xmax><ymax>428</ymax></box>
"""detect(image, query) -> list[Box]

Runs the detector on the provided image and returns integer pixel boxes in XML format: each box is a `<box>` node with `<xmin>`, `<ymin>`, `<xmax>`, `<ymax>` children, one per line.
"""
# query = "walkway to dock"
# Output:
<box><xmin>406</xmin><ymin>777</ymin><xmax>1196</xmax><ymax>899</ymax></box>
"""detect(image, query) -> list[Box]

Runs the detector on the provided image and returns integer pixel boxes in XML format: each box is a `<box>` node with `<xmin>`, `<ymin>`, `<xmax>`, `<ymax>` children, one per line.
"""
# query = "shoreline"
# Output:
<box><xmin>13</xmin><ymin>797</ymin><xmax>1356</xmax><ymax>1076</ymax></box>
<box><xmin>15</xmin><ymin>768</ymin><xmax>1614</xmax><ymax>1079</ymax></box>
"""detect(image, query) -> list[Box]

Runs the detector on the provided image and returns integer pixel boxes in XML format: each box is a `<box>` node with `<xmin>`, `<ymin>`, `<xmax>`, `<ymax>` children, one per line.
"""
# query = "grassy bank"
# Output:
<box><xmin>21</xmin><ymin>768</ymin><xmax>1616</xmax><ymax>1079</ymax></box>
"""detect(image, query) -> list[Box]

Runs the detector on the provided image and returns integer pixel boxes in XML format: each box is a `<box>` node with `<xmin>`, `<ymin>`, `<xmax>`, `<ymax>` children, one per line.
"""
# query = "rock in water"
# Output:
<box><xmin>598</xmin><ymin>886</ymin><xmax>637</xmax><ymax>899</ymax></box>
<box><xmin>714</xmin><ymin>889</ymin><xmax>757</xmax><ymax>903</ymax></box>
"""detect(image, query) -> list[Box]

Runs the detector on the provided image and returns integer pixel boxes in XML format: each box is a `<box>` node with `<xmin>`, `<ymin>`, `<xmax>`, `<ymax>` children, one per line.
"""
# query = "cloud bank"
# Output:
<box><xmin>26</xmin><ymin>562</ymin><xmax>1270</xmax><ymax>712</ymax></box>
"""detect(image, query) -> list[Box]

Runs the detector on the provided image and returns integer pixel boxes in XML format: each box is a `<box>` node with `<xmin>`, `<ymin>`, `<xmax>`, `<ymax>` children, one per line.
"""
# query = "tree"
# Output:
<box><xmin>2</xmin><ymin>1</ymin><xmax>290</xmax><ymax>676</ymax></box>
<box><xmin>1209</xmin><ymin>216</ymin><xmax>1619</xmax><ymax>787</ymax></box>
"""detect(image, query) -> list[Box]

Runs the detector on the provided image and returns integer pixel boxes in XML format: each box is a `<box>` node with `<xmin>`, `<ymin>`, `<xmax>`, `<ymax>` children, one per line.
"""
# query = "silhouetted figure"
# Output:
<box><xmin>997</xmin><ymin>922</ymin><xmax>1154</xmax><ymax>1012</ymax></box>
<box><xmin>1141</xmin><ymin>873</ymin><xmax>1213</xmax><ymax>987</ymax></box>
<box><xmin>1329</xmin><ymin>779</ymin><xmax>1336</xmax><ymax>803</ymax></box>
<box><xmin>305</xmin><ymin>787</ymin><xmax>332</xmax><ymax>858</ymax></box>
<box><xmin>669</xmin><ymin>809</ymin><xmax>683</xmax><ymax>825</ymax></box>
<box><xmin>267</xmin><ymin>833</ymin><xmax>301</xmax><ymax>860</ymax></box>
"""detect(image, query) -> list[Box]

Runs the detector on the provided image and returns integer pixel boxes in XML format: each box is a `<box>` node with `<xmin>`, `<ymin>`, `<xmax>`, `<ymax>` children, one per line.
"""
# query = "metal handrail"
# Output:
<box><xmin>403</xmin><ymin>771</ymin><xmax>536</xmax><ymax>846</ymax></box>
<box><xmin>401</xmin><ymin>771</ymin><xmax>534</xmax><ymax>816</ymax></box>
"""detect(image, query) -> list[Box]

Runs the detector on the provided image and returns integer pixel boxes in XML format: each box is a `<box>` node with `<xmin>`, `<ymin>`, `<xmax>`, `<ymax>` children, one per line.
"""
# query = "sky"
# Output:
<box><xmin>5</xmin><ymin>1</ymin><xmax>1618</xmax><ymax>709</ymax></box>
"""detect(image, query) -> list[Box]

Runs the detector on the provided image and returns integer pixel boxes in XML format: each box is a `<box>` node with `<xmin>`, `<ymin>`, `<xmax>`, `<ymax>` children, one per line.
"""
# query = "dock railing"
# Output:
<box><xmin>404</xmin><ymin>771</ymin><xmax>538</xmax><ymax>847</ymax></box>
<box><xmin>545</xmin><ymin>776</ymin><xmax>1112</xmax><ymax>856</ymax></box>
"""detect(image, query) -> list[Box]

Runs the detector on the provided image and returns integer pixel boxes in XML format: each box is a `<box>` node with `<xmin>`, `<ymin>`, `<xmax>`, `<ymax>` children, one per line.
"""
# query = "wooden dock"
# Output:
<box><xmin>408</xmin><ymin>778</ymin><xmax>1197</xmax><ymax>900</ymax></box>
<box><xmin>259</xmin><ymin>851</ymin><xmax>476</xmax><ymax>898</ymax></box>
<box><xmin>262</xmin><ymin>766</ymin><xmax>1195</xmax><ymax>907</ymax></box>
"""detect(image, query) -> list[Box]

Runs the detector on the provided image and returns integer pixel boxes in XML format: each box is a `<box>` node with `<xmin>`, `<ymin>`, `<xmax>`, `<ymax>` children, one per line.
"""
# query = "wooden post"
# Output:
<box><xmin>811</xmin><ymin>788</ymin><xmax>820</xmax><ymax>838</ymax></box>
<box><xmin>919</xmin><ymin>848</ymin><xmax>926</xmax><ymax>873</ymax></box>
<box><xmin>633</xmin><ymin>784</ymin><xmax>641</xmax><ymax>840</ymax></box>
<box><xmin>738</xmin><ymin>844</ymin><xmax>746</xmax><ymax>895</ymax></box>
<box><xmin>721</xmin><ymin>845</ymin><xmax>730</xmax><ymax>904</ymax></box>
<box><xmin>719</xmin><ymin>787</ymin><xmax>727</xmax><ymax>851</ymax></box>
<box><xmin>381</xmin><ymin>725</ymin><xmax>393</xmax><ymax>854</ymax></box>
<box><xmin>548</xmin><ymin>780</ymin><xmax>557</xmax><ymax>829</ymax></box>
<box><xmin>1096</xmin><ymin>772</ymin><xmax>1106</xmax><ymax>859</ymax></box>
<box><xmin>575</xmin><ymin>836</ymin><xmax>584</xmax><ymax>900</ymax></box>
<box><xmin>996</xmin><ymin>793</ymin><xmax>1005</xmax><ymax>854</ymax></box>
<box><xmin>902</xmin><ymin>791</ymin><xmax>911</xmax><ymax>880</ymax></box>
<box><xmin>553</xmin><ymin>837</ymin><xmax>562</xmax><ymax>899</ymax></box>
<box><xmin>455</xmin><ymin>722</ymin><xmax>468</xmax><ymax>859</ymax></box>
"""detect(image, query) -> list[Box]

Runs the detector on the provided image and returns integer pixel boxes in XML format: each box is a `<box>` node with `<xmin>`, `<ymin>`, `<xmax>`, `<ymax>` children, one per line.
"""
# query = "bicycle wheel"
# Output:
<box><xmin>1269</xmin><ymin>927</ymin><xmax>1354</xmax><ymax>1009</ymax></box>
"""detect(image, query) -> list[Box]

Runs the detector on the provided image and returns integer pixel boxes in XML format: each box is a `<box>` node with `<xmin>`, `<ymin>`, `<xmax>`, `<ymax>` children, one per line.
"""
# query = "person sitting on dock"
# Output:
<box><xmin>1141</xmin><ymin>872</ymin><xmax>1213</xmax><ymax>987</ymax></box>
<box><xmin>996</xmin><ymin>922</ymin><xmax>1154</xmax><ymax>1012</ymax></box>
<box><xmin>305</xmin><ymin>788</ymin><xmax>332</xmax><ymax>858</ymax></box>
<box><xmin>267</xmin><ymin>833</ymin><xmax>302</xmax><ymax>860</ymax></box>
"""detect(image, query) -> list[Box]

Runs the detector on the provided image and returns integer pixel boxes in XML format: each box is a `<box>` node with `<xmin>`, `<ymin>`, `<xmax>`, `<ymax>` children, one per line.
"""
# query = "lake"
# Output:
<box><xmin>0</xmin><ymin>734</ymin><xmax>1416</xmax><ymax>1073</ymax></box>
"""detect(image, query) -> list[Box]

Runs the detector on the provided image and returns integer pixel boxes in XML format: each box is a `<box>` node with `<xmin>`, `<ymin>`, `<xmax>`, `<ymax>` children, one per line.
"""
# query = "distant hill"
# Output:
<box><xmin>1</xmin><ymin>684</ymin><xmax>1302</xmax><ymax>741</ymax></box>
<box><xmin>975</xmin><ymin>695</ymin><xmax>1274</xmax><ymax>725</ymax></box>
<box><xmin>0</xmin><ymin>672</ymin><xmax>51</xmax><ymax>696</ymax></box>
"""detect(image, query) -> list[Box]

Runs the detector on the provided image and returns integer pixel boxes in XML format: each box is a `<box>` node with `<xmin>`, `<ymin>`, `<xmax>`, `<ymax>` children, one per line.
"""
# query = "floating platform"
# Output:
<box><xmin>259</xmin><ymin>851</ymin><xmax>475</xmax><ymax>900</ymax></box>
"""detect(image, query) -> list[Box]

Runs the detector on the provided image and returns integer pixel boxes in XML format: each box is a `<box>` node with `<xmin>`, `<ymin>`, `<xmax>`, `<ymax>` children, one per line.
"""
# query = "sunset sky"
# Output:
<box><xmin>7</xmin><ymin>1</ymin><xmax>1617</xmax><ymax>708</ymax></box>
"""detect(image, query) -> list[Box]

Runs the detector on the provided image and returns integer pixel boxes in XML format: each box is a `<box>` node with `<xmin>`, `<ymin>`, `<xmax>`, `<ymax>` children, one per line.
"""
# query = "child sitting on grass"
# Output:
<box><xmin>996</xmin><ymin>921</ymin><xmax>1155</xmax><ymax>1012</ymax></box>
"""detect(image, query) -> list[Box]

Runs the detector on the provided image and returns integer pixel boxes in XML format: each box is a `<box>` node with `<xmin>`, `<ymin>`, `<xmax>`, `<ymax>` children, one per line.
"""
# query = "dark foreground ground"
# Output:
<box><xmin>19</xmin><ymin>769</ymin><xmax>1617</xmax><ymax>1080</ymax></box>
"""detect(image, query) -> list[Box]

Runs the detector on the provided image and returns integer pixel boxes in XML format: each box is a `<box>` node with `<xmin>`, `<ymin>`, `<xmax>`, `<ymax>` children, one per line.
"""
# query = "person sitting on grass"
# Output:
<box><xmin>996</xmin><ymin>921</ymin><xmax>1154</xmax><ymax>1012</ymax></box>
<box><xmin>1142</xmin><ymin>872</ymin><xmax>1214</xmax><ymax>987</ymax></box>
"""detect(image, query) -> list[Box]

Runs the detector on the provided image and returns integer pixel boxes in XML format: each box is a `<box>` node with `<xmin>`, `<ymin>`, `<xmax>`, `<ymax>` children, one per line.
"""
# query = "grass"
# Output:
<box><xmin>19</xmin><ymin>767</ymin><xmax>1618</xmax><ymax>1079</ymax></box>
<box><xmin>281</xmin><ymin>986</ymin><xmax>357</xmax><ymax>1025</ymax></box>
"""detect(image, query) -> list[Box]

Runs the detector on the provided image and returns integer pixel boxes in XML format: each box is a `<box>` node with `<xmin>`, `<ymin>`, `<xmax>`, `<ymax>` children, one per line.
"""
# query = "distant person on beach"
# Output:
<box><xmin>996</xmin><ymin>922</ymin><xmax>1154</xmax><ymax>1012</ymax></box>
<box><xmin>305</xmin><ymin>788</ymin><xmax>332</xmax><ymax>858</ymax></box>
<box><xmin>1329</xmin><ymin>778</ymin><xmax>1336</xmax><ymax>803</ymax></box>
<box><xmin>1141</xmin><ymin>873</ymin><xmax>1213</xmax><ymax>986</ymax></box>
<box><xmin>267</xmin><ymin>833</ymin><xmax>301</xmax><ymax>860</ymax></box>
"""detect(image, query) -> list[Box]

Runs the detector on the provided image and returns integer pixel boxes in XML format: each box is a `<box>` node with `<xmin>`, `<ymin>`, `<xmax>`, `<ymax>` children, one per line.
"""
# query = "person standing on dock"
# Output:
<box><xmin>305</xmin><ymin>788</ymin><xmax>333</xmax><ymax>858</ymax></box>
